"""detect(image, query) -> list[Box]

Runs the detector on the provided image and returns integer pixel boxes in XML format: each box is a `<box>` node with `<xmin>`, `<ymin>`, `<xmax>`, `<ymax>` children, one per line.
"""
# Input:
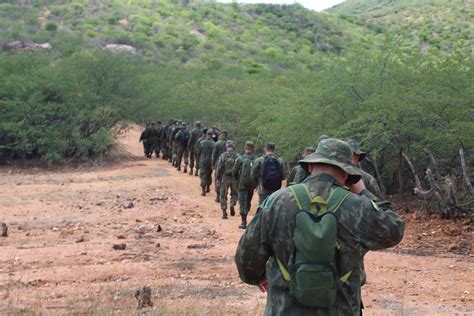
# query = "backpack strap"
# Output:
<box><xmin>288</xmin><ymin>184</ymin><xmax>312</xmax><ymax>210</ymax></box>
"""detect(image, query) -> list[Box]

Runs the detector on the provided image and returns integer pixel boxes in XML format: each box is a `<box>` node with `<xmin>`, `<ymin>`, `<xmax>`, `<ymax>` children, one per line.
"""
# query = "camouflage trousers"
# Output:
<box><xmin>154</xmin><ymin>140</ymin><xmax>161</xmax><ymax>158</ymax></box>
<box><xmin>176</xmin><ymin>146</ymin><xmax>188</xmax><ymax>169</ymax></box>
<box><xmin>214</xmin><ymin>169</ymin><xmax>220</xmax><ymax>194</ymax></box>
<box><xmin>238</xmin><ymin>188</ymin><xmax>255</xmax><ymax>215</ymax></box>
<box><xmin>189</xmin><ymin>149</ymin><xmax>197</xmax><ymax>170</ymax></box>
<box><xmin>162</xmin><ymin>142</ymin><xmax>170</xmax><ymax>159</ymax></box>
<box><xmin>199</xmin><ymin>166</ymin><xmax>213</xmax><ymax>187</ymax></box>
<box><xmin>220</xmin><ymin>177</ymin><xmax>238</xmax><ymax>211</ymax></box>
<box><xmin>143</xmin><ymin>141</ymin><xmax>153</xmax><ymax>157</ymax></box>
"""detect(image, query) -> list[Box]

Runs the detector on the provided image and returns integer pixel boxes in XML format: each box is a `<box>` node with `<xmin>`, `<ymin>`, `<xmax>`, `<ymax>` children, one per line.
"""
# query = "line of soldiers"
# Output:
<box><xmin>140</xmin><ymin>122</ymin><xmax>385</xmax><ymax>230</ymax></box>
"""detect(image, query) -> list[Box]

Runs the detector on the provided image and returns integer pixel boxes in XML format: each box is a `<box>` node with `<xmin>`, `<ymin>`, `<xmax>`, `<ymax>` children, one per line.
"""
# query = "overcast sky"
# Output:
<box><xmin>216</xmin><ymin>0</ymin><xmax>346</xmax><ymax>11</ymax></box>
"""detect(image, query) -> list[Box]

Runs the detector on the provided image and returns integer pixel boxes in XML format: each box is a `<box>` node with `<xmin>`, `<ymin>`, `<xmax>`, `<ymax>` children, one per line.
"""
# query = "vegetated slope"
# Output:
<box><xmin>327</xmin><ymin>0</ymin><xmax>473</xmax><ymax>53</ymax></box>
<box><xmin>0</xmin><ymin>0</ymin><xmax>369</xmax><ymax>71</ymax></box>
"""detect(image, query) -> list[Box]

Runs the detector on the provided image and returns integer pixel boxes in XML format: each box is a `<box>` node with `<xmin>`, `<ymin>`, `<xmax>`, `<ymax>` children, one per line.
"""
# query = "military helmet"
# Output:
<box><xmin>299</xmin><ymin>138</ymin><xmax>362</xmax><ymax>184</ymax></box>
<box><xmin>347</xmin><ymin>139</ymin><xmax>366</xmax><ymax>161</ymax></box>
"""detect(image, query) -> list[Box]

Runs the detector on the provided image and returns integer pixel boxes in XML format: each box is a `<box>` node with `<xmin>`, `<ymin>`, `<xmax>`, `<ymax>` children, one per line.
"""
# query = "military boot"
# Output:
<box><xmin>222</xmin><ymin>210</ymin><xmax>228</xmax><ymax>219</ymax></box>
<box><xmin>215</xmin><ymin>195</ymin><xmax>220</xmax><ymax>203</ymax></box>
<box><xmin>230</xmin><ymin>206</ymin><xmax>235</xmax><ymax>217</ymax></box>
<box><xmin>206</xmin><ymin>185</ymin><xmax>210</xmax><ymax>193</ymax></box>
<box><xmin>189</xmin><ymin>168</ymin><xmax>193</xmax><ymax>176</ymax></box>
<box><xmin>195</xmin><ymin>169</ymin><xmax>199</xmax><ymax>176</ymax></box>
<box><xmin>177</xmin><ymin>165</ymin><xmax>181</xmax><ymax>171</ymax></box>
<box><xmin>239</xmin><ymin>214</ymin><xmax>247</xmax><ymax>229</ymax></box>
<box><xmin>201</xmin><ymin>186</ymin><xmax>206</xmax><ymax>197</ymax></box>
<box><xmin>183</xmin><ymin>166</ymin><xmax>187</xmax><ymax>173</ymax></box>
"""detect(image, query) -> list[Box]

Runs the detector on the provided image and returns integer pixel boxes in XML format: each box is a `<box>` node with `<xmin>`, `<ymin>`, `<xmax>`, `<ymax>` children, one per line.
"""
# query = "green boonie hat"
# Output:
<box><xmin>245</xmin><ymin>141</ymin><xmax>254</xmax><ymax>147</ymax></box>
<box><xmin>196</xmin><ymin>121</ymin><xmax>202</xmax><ymax>125</ymax></box>
<box><xmin>299</xmin><ymin>138</ymin><xmax>362</xmax><ymax>184</ymax></box>
<box><xmin>347</xmin><ymin>139</ymin><xmax>366</xmax><ymax>161</ymax></box>
<box><xmin>207</xmin><ymin>129</ymin><xmax>214</xmax><ymax>135</ymax></box>
<box><xmin>225</xmin><ymin>140</ymin><xmax>235</xmax><ymax>148</ymax></box>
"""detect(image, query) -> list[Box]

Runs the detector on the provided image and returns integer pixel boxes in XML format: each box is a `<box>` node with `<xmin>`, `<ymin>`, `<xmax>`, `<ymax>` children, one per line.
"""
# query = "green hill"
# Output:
<box><xmin>328</xmin><ymin>0</ymin><xmax>473</xmax><ymax>52</ymax></box>
<box><xmin>0</xmin><ymin>1</ymin><xmax>370</xmax><ymax>71</ymax></box>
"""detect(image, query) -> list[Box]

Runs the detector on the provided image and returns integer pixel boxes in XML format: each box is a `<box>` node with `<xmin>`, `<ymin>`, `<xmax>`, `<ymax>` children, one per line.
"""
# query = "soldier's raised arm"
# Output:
<box><xmin>344</xmin><ymin>187</ymin><xmax>405</xmax><ymax>251</ymax></box>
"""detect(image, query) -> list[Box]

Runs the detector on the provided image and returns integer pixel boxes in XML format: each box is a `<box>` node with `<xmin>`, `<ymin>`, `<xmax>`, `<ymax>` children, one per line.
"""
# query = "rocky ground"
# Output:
<box><xmin>0</xmin><ymin>126</ymin><xmax>472</xmax><ymax>315</ymax></box>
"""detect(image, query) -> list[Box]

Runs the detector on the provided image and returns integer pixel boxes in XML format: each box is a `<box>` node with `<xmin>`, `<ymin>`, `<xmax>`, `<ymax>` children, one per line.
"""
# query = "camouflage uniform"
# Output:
<box><xmin>216</xmin><ymin>144</ymin><xmax>239</xmax><ymax>218</ymax></box>
<box><xmin>188</xmin><ymin>123</ymin><xmax>203</xmax><ymax>176</ymax></box>
<box><xmin>139</xmin><ymin>124</ymin><xmax>158</xmax><ymax>158</ymax></box>
<box><xmin>175</xmin><ymin>125</ymin><xmax>190</xmax><ymax>172</ymax></box>
<box><xmin>197</xmin><ymin>135</ymin><xmax>215</xmax><ymax>193</ymax></box>
<box><xmin>347</xmin><ymin>139</ymin><xmax>384</xmax><ymax>200</ymax></box>
<box><xmin>235</xmin><ymin>139</ymin><xmax>405</xmax><ymax>316</ymax></box>
<box><xmin>194</xmin><ymin>131</ymin><xmax>207</xmax><ymax>177</ymax></box>
<box><xmin>161</xmin><ymin>122</ymin><xmax>172</xmax><ymax>160</ymax></box>
<box><xmin>233</xmin><ymin>150</ymin><xmax>257</xmax><ymax>216</ymax></box>
<box><xmin>154</xmin><ymin>122</ymin><xmax>163</xmax><ymax>158</ymax></box>
<box><xmin>212</xmin><ymin>134</ymin><xmax>227</xmax><ymax>201</ymax></box>
<box><xmin>288</xmin><ymin>165</ymin><xmax>309</xmax><ymax>185</ymax></box>
<box><xmin>251</xmin><ymin>154</ymin><xmax>286</xmax><ymax>205</ymax></box>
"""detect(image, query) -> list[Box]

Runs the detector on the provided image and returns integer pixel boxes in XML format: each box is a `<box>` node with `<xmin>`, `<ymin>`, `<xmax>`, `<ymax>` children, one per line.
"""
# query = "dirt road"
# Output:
<box><xmin>0</xmin><ymin>126</ymin><xmax>472</xmax><ymax>315</ymax></box>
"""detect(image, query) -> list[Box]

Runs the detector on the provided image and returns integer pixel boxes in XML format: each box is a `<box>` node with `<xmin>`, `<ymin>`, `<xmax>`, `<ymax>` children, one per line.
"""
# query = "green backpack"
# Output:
<box><xmin>276</xmin><ymin>184</ymin><xmax>352</xmax><ymax>308</ymax></box>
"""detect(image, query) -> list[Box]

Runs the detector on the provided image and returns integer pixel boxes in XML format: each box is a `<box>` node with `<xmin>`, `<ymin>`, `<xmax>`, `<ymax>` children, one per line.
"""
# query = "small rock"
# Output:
<box><xmin>112</xmin><ymin>243</ymin><xmax>126</xmax><ymax>250</ymax></box>
<box><xmin>137</xmin><ymin>225</ymin><xmax>146</xmax><ymax>235</ymax></box>
<box><xmin>448</xmin><ymin>244</ymin><xmax>458</xmax><ymax>251</ymax></box>
<box><xmin>117</xmin><ymin>235</ymin><xmax>126</xmax><ymax>239</ymax></box>
<box><xmin>136</xmin><ymin>219</ymin><xmax>142</xmax><ymax>223</ymax></box>
<box><xmin>1</xmin><ymin>223</ymin><xmax>8</xmax><ymax>237</ymax></box>
<box><xmin>123</xmin><ymin>201</ymin><xmax>134</xmax><ymax>209</ymax></box>
<box><xmin>156</xmin><ymin>242</ymin><xmax>161</xmax><ymax>248</ymax></box>
<box><xmin>76</xmin><ymin>236</ymin><xmax>85</xmax><ymax>243</ymax></box>
<box><xmin>156</xmin><ymin>225</ymin><xmax>162</xmax><ymax>232</ymax></box>
<box><xmin>52</xmin><ymin>227</ymin><xmax>59</xmax><ymax>232</ymax></box>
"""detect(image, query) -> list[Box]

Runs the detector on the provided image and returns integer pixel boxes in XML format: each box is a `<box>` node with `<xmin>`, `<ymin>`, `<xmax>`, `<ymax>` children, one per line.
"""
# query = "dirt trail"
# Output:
<box><xmin>0</xmin><ymin>126</ymin><xmax>472</xmax><ymax>315</ymax></box>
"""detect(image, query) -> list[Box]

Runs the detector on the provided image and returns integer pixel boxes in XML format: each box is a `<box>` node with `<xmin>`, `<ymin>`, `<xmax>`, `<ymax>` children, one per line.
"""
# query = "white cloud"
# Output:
<box><xmin>215</xmin><ymin>0</ymin><xmax>346</xmax><ymax>11</ymax></box>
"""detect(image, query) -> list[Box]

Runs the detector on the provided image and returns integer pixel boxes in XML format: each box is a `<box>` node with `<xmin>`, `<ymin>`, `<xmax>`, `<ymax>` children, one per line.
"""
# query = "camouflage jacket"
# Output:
<box><xmin>287</xmin><ymin>165</ymin><xmax>309</xmax><ymax>185</ymax></box>
<box><xmin>188</xmin><ymin>127</ymin><xmax>203</xmax><ymax>152</ymax></box>
<box><xmin>360</xmin><ymin>169</ymin><xmax>384</xmax><ymax>200</ymax></box>
<box><xmin>197</xmin><ymin>139</ymin><xmax>215</xmax><ymax>170</ymax></box>
<box><xmin>251</xmin><ymin>154</ymin><xmax>286</xmax><ymax>195</ymax></box>
<box><xmin>235</xmin><ymin>172</ymin><xmax>404</xmax><ymax>316</ymax></box>
<box><xmin>216</xmin><ymin>151</ymin><xmax>239</xmax><ymax>181</ymax></box>
<box><xmin>211</xmin><ymin>139</ymin><xmax>227</xmax><ymax>168</ymax></box>
<box><xmin>233</xmin><ymin>153</ymin><xmax>258</xmax><ymax>190</ymax></box>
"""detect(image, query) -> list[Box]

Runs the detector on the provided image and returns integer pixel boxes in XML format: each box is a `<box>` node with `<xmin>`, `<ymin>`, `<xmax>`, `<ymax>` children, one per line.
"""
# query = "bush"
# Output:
<box><xmin>45</xmin><ymin>22</ymin><xmax>58</xmax><ymax>32</ymax></box>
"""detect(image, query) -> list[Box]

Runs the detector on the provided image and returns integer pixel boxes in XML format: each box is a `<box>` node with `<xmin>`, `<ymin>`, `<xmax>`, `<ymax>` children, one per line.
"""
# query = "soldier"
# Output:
<box><xmin>235</xmin><ymin>138</ymin><xmax>405</xmax><ymax>315</ymax></box>
<box><xmin>287</xmin><ymin>147</ymin><xmax>315</xmax><ymax>186</ymax></box>
<box><xmin>233</xmin><ymin>141</ymin><xmax>257</xmax><ymax>229</ymax></box>
<box><xmin>139</xmin><ymin>123</ymin><xmax>157</xmax><ymax>159</ymax></box>
<box><xmin>169</xmin><ymin>120</ymin><xmax>181</xmax><ymax>166</ymax></box>
<box><xmin>194</xmin><ymin>127</ymin><xmax>208</xmax><ymax>177</ymax></box>
<box><xmin>175</xmin><ymin>123</ymin><xmax>190</xmax><ymax>173</ymax></box>
<box><xmin>316</xmin><ymin>134</ymin><xmax>330</xmax><ymax>147</ymax></box>
<box><xmin>216</xmin><ymin>141</ymin><xmax>239</xmax><ymax>219</ymax></box>
<box><xmin>212</xmin><ymin>130</ymin><xmax>228</xmax><ymax>203</ymax></box>
<box><xmin>166</xmin><ymin>120</ymin><xmax>177</xmax><ymax>163</ymax></box>
<box><xmin>188</xmin><ymin>121</ymin><xmax>203</xmax><ymax>176</ymax></box>
<box><xmin>348</xmin><ymin>139</ymin><xmax>384</xmax><ymax>200</ymax></box>
<box><xmin>154</xmin><ymin>120</ymin><xmax>163</xmax><ymax>158</ymax></box>
<box><xmin>161</xmin><ymin>120</ymin><xmax>172</xmax><ymax>161</ymax></box>
<box><xmin>197</xmin><ymin>129</ymin><xmax>216</xmax><ymax>196</ymax></box>
<box><xmin>251</xmin><ymin>143</ymin><xmax>286</xmax><ymax>205</ymax></box>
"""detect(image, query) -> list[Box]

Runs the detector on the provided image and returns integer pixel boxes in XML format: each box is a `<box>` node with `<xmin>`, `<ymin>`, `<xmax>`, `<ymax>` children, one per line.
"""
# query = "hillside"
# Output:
<box><xmin>0</xmin><ymin>1</ymin><xmax>370</xmax><ymax>71</ymax></box>
<box><xmin>328</xmin><ymin>0</ymin><xmax>473</xmax><ymax>52</ymax></box>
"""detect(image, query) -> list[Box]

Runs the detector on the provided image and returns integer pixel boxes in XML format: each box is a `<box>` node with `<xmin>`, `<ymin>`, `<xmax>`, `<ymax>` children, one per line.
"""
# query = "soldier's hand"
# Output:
<box><xmin>350</xmin><ymin>179</ymin><xmax>366</xmax><ymax>194</ymax></box>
